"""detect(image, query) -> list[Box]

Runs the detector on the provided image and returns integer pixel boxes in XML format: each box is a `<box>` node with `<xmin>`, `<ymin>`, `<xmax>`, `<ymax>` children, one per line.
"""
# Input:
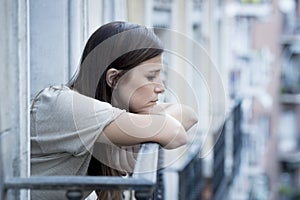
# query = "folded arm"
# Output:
<box><xmin>99</xmin><ymin>112</ymin><xmax>187</xmax><ymax>149</ymax></box>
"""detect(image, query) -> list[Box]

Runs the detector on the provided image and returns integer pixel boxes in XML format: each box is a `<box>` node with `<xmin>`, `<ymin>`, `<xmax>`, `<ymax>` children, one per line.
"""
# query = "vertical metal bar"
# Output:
<box><xmin>18</xmin><ymin>0</ymin><xmax>30</xmax><ymax>199</ymax></box>
<box><xmin>154</xmin><ymin>149</ymin><xmax>164</xmax><ymax>200</ymax></box>
<box><xmin>0</xmin><ymin>135</ymin><xmax>4</xmax><ymax>200</ymax></box>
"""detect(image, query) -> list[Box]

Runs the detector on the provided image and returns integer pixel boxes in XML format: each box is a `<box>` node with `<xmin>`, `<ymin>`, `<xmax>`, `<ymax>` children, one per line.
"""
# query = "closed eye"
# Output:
<box><xmin>147</xmin><ymin>76</ymin><xmax>156</xmax><ymax>81</ymax></box>
<box><xmin>146</xmin><ymin>69</ymin><xmax>162</xmax><ymax>81</ymax></box>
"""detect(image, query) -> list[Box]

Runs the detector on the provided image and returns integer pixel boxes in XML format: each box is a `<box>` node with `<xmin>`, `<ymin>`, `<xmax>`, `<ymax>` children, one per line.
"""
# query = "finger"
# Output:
<box><xmin>125</xmin><ymin>146</ymin><xmax>136</xmax><ymax>171</ymax></box>
<box><xmin>119</xmin><ymin>147</ymin><xmax>132</xmax><ymax>173</ymax></box>
<box><xmin>109</xmin><ymin>145</ymin><xmax>122</xmax><ymax>172</ymax></box>
<box><xmin>132</xmin><ymin>144</ymin><xmax>141</xmax><ymax>159</ymax></box>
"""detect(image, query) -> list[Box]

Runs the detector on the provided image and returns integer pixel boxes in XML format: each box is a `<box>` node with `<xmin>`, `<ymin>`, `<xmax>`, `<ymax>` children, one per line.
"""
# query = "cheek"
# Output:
<box><xmin>114</xmin><ymin>85</ymin><xmax>150</xmax><ymax>106</ymax></box>
<box><xmin>128</xmin><ymin>86</ymin><xmax>154</xmax><ymax>112</ymax></box>
<box><xmin>131</xmin><ymin>85</ymin><xmax>153</xmax><ymax>102</ymax></box>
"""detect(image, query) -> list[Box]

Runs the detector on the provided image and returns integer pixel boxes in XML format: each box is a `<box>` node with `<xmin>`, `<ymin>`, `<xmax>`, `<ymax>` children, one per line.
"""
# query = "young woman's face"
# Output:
<box><xmin>111</xmin><ymin>55</ymin><xmax>165</xmax><ymax>113</ymax></box>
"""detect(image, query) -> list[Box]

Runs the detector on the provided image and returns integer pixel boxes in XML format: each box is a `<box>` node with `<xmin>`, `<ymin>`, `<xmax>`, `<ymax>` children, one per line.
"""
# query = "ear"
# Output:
<box><xmin>106</xmin><ymin>68</ymin><xmax>120</xmax><ymax>88</ymax></box>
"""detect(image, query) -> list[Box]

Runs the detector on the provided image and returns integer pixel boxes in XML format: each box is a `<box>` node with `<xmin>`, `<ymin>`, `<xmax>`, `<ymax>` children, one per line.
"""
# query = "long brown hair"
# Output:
<box><xmin>68</xmin><ymin>21</ymin><xmax>163</xmax><ymax>199</ymax></box>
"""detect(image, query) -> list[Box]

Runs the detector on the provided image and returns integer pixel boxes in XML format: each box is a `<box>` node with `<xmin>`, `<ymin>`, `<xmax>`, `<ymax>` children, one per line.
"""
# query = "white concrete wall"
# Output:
<box><xmin>29</xmin><ymin>0</ymin><xmax>88</xmax><ymax>99</ymax></box>
<box><xmin>0</xmin><ymin>0</ymin><xmax>30</xmax><ymax>199</ymax></box>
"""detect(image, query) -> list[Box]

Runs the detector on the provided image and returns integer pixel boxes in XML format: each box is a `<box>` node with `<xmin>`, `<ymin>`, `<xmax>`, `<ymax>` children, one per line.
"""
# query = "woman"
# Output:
<box><xmin>31</xmin><ymin>21</ymin><xmax>197</xmax><ymax>199</ymax></box>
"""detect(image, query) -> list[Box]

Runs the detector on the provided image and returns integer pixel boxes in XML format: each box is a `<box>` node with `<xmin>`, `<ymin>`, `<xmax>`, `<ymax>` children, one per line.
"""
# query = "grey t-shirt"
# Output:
<box><xmin>30</xmin><ymin>85</ymin><xmax>124</xmax><ymax>199</ymax></box>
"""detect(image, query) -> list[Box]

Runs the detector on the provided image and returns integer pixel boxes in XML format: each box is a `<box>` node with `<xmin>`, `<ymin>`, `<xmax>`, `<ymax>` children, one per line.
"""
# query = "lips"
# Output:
<box><xmin>148</xmin><ymin>100</ymin><xmax>158</xmax><ymax>106</ymax></box>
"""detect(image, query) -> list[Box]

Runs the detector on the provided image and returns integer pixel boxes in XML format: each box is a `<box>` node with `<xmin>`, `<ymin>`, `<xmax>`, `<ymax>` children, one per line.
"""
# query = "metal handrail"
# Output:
<box><xmin>4</xmin><ymin>176</ymin><xmax>155</xmax><ymax>191</ymax></box>
<box><xmin>3</xmin><ymin>143</ymin><xmax>160</xmax><ymax>200</ymax></box>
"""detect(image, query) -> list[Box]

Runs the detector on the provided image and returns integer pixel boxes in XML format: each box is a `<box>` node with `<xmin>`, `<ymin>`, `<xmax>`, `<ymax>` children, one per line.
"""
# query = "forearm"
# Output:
<box><xmin>101</xmin><ymin>112</ymin><xmax>187</xmax><ymax>149</ymax></box>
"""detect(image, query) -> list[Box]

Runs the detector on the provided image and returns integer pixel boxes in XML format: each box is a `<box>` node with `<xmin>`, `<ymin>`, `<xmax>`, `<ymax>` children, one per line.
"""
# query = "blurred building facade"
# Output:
<box><xmin>1</xmin><ymin>0</ymin><xmax>300</xmax><ymax>199</ymax></box>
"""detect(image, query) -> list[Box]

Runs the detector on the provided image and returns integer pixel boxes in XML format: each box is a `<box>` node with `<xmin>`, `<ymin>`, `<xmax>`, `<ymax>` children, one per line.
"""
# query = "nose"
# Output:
<box><xmin>154</xmin><ymin>80</ymin><xmax>165</xmax><ymax>94</ymax></box>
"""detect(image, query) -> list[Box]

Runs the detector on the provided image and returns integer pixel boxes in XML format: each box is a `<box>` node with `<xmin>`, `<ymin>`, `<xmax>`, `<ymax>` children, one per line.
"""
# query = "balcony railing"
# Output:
<box><xmin>213</xmin><ymin>120</ymin><xmax>226</xmax><ymax>200</ymax></box>
<box><xmin>177</xmin><ymin>144</ymin><xmax>204</xmax><ymax>200</ymax></box>
<box><xmin>3</xmin><ymin>143</ymin><xmax>160</xmax><ymax>200</ymax></box>
<box><xmin>213</xmin><ymin>101</ymin><xmax>242</xmax><ymax>200</ymax></box>
<box><xmin>163</xmin><ymin>131</ymin><xmax>204</xmax><ymax>200</ymax></box>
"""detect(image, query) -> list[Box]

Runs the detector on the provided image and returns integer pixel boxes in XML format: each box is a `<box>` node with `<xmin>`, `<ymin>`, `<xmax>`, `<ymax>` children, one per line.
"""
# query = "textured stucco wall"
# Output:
<box><xmin>0</xmin><ymin>0</ymin><xmax>29</xmax><ymax>199</ymax></box>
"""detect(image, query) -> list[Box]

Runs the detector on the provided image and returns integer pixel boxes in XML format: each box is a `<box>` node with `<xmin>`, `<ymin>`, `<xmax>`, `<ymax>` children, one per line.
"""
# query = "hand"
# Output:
<box><xmin>92</xmin><ymin>143</ymin><xmax>140</xmax><ymax>175</ymax></box>
<box><xmin>118</xmin><ymin>145</ymin><xmax>140</xmax><ymax>175</ymax></box>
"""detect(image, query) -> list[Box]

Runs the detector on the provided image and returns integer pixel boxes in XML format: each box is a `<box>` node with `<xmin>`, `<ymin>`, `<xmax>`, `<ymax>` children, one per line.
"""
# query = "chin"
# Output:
<box><xmin>131</xmin><ymin>107</ymin><xmax>152</xmax><ymax>114</ymax></box>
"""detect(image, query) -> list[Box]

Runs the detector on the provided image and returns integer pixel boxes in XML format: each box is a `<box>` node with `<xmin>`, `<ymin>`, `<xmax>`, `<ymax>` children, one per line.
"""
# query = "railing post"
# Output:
<box><xmin>66</xmin><ymin>189</ymin><xmax>83</xmax><ymax>200</ymax></box>
<box><xmin>153</xmin><ymin>148</ymin><xmax>164</xmax><ymax>200</ymax></box>
<box><xmin>154</xmin><ymin>169</ymin><xmax>164</xmax><ymax>200</ymax></box>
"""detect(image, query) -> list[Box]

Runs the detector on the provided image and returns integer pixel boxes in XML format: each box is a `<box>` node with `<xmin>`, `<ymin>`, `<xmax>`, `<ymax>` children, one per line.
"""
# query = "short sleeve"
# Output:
<box><xmin>32</xmin><ymin>86</ymin><xmax>125</xmax><ymax>156</ymax></box>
